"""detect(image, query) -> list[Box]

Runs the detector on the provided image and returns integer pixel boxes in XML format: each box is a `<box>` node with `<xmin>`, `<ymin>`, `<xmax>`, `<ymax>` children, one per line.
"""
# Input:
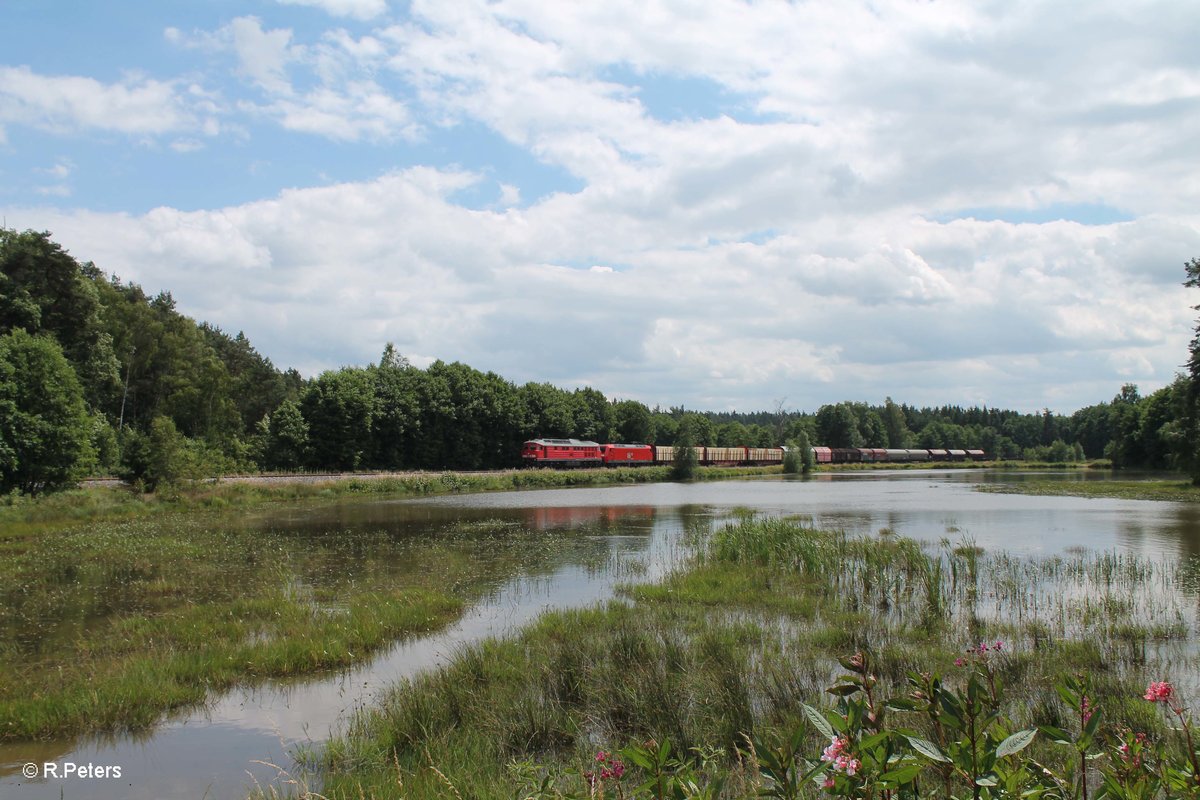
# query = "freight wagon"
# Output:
<box><xmin>522</xmin><ymin>440</ymin><xmax>784</xmax><ymax>468</ymax></box>
<box><xmin>521</xmin><ymin>440</ymin><xmax>988</xmax><ymax>468</ymax></box>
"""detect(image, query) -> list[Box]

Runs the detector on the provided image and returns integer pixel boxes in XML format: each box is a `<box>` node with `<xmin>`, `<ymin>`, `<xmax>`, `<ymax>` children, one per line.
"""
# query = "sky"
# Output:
<box><xmin>2</xmin><ymin>0</ymin><xmax>1199</xmax><ymax>416</ymax></box>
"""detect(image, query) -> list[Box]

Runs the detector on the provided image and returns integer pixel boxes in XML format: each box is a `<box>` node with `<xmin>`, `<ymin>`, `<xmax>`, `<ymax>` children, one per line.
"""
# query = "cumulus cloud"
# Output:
<box><xmin>276</xmin><ymin>0</ymin><xmax>389</xmax><ymax>21</ymax></box>
<box><xmin>11</xmin><ymin>164</ymin><xmax>1194</xmax><ymax>414</ymax></box>
<box><xmin>0</xmin><ymin>66</ymin><xmax>191</xmax><ymax>135</ymax></box>
<box><xmin>166</xmin><ymin>16</ymin><xmax>417</xmax><ymax>142</ymax></box>
<box><xmin>5</xmin><ymin>1</ymin><xmax>1200</xmax><ymax>413</ymax></box>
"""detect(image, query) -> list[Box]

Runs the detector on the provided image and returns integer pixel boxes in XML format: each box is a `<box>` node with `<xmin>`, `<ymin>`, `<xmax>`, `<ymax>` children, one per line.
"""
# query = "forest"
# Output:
<box><xmin>2</xmin><ymin>227</ymin><xmax>1198</xmax><ymax>495</ymax></box>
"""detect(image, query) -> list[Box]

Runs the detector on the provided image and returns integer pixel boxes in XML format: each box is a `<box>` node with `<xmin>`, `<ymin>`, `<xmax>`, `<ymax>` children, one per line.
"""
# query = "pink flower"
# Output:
<box><xmin>822</xmin><ymin>777</ymin><xmax>836</xmax><ymax>789</ymax></box>
<box><xmin>821</xmin><ymin>737</ymin><xmax>846</xmax><ymax>762</ymax></box>
<box><xmin>821</xmin><ymin>739</ymin><xmax>861</xmax><ymax>779</ymax></box>
<box><xmin>843</xmin><ymin>758</ymin><xmax>861</xmax><ymax>776</ymax></box>
<box><xmin>1144</xmin><ymin>681</ymin><xmax>1174</xmax><ymax>703</ymax></box>
<box><xmin>954</xmin><ymin>657</ymin><xmax>965</xmax><ymax>667</ymax></box>
<box><xmin>595</xmin><ymin>750</ymin><xmax>609</xmax><ymax>762</ymax></box>
<box><xmin>1081</xmin><ymin>696</ymin><xmax>1093</xmax><ymax>724</ymax></box>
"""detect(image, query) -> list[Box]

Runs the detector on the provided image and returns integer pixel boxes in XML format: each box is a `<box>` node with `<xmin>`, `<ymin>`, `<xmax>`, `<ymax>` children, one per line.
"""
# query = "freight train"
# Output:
<box><xmin>520</xmin><ymin>439</ymin><xmax>988</xmax><ymax>468</ymax></box>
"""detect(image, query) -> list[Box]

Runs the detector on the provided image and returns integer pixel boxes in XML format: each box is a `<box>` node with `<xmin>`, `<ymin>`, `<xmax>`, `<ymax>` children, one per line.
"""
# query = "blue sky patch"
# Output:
<box><xmin>601</xmin><ymin>65</ymin><xmax>772</xmax><ymax>124</ymax></box>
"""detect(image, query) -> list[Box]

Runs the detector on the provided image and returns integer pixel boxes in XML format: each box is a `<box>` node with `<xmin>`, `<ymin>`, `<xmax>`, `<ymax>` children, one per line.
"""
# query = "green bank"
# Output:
<box><xmin>977</xmin><ymin>478</ymin><xmax>1200</xmax><ymax>503</ymax></box>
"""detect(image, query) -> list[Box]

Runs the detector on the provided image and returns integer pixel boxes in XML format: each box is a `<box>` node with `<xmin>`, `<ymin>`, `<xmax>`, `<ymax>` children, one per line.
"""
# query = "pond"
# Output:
<box><xmin>3</xmin><ymin>469</ymin><xmax>1199</xmax><ymax>799</ymax></box>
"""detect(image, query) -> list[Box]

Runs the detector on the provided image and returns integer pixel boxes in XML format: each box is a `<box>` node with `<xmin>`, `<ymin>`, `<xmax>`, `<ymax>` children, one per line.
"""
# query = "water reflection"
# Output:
<box><xmin>1</xmin><ymin>503</ymin><xmax>694</xmax><ymax>799</ymax></box>
<box><xmin>4</xmin><ymin>470</ymin><xmax>1200</xmax><ymax>798</ymax></box>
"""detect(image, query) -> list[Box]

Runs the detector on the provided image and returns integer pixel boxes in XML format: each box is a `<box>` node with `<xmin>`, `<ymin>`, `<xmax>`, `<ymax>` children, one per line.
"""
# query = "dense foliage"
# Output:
<box><xmin>2</xmin><ymin>228</ymin><xmax>1197</xmax><ymax>494</ymax></box>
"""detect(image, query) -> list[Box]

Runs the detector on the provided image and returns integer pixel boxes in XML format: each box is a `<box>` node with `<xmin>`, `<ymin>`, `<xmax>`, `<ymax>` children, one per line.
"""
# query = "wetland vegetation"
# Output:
<box><xmin>0</xmin><ymin>464</ymin><xmax>780</xmax><ymax>532</ymax></box>
<box><xmin>298</xmin><ymin>515</ymin><xmax>1200</xmax><ymax>799</ymax></box>
<box><xmin>977</xmin><ymin>478</ymin><xmax>1200</xmax><ymax>504</ymax></box>
<box><xmin>0</xmin><ymin>509</ymin><xmax>618</xmax><ymax>742</ymax></box>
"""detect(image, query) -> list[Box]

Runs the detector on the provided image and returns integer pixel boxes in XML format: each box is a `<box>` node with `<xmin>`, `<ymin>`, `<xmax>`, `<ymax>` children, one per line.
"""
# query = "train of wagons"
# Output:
<box><xmin>521</xmin><ymin>438</ymin><xmax>988</xmax><ymax>468</ymax></box>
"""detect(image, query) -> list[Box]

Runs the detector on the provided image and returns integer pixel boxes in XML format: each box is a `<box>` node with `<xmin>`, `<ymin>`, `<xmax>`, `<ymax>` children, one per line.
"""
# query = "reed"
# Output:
<box><xmin>302</xmin><ymin>517</ymin><xmax>1200</xmax><ymax>799</ymax></box>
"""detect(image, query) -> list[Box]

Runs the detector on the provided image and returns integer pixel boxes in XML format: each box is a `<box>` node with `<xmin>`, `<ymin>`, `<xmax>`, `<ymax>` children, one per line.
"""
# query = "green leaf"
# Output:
<box><xmin>622</xmin><ymin>747</ymin><xmax>655</xmax><ymax>770</ymax></box>
<box><xmin>975</xmin><ymin>772</ymin><xmax>999</xmax><ymax>787</ymax></box>
<box><xmin>879</xmin><ymin>764</ymin><xmax>923</xmax><ymax>785</ymax></box>
<box><xmin>905</xmin><ymin>735</ymin><xmax>951</xmax><ymax>763</ymax></box>
<box><xmin>1036</xmin><ymin>724</ymin><xmax>1073</xmax><ymax>744</ymax></box>
<box><xmin>802</xmin><ymin>703</ymin><xmax>836</xmax><ymax>740</ymax></box>
<box><xmin>939</xmin><ymin>692</ymin><xmax>965</xmax><ymax>724</ymax></box>
<box><xmin>859</xmin><ymin>731</ymin><xmax>890</xmax><ymax>751</ymax></box>
<box><xmin>886</xmin><ymin>697</ymin><xmax>921</xmax><ymax>711</ymax></box>
<box><xmin>1054</xmin><ymin>684</ymin><xmax>1078</xmax><ymax>708</ymax></box>
<box><xmin>1083</xmin><ymin>708</ymin><xmax>1102</xmax><ymax>739</ymax></box>
<box><xmin>826</xmin><ymin>683</ymin><xmax>860</xmax><ymax>697</ymax></box>
<box><xmin>839</xmin><ymin>655</ymin><xmax>864</xmax><ymax>672</ymax></box>
<box><xmin>996</xmin><ymin>729</ymin><xmax>1037</xmax><ymax>758</ymax></box>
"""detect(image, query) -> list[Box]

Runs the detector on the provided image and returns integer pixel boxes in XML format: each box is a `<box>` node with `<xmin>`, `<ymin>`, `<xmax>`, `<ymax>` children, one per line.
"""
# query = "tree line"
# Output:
<box><xmin>2</xmin><ymin>228</ymin><xmax>1198</xmax><ymax>494</ymax></box>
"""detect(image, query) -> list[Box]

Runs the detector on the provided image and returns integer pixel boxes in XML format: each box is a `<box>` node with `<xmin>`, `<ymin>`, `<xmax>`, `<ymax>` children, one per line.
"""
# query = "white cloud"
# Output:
<box><xmin>0</xmin><ymin>66</ymin><xmax>190</xmax><ymax>135</ymax></box>
<box><xmin>6</xmin><ymin>1</ymin><xmax>1200</xmax><ymax>413</ymax></box>
<box><xmin>228</xmin><ymin>17</ymin><xmax>297</xmax><ymax>95</ymax></box>
<box><xmin>170</xmin><ymin>138</ymin><xmax>205</xmax><ymax>153</ymax></box>
<box><xmin>259</xmin><ymin>80</ymin><xmax>417</xmax><ymax>141</ymax></box>
<box><xmin>10</xmin><ymin>165</ymin><xmax>1196</xmax><ymax>414</ymax></box>
<box><xmin>167</xmin><ymin>16</ymin><xmax>417</xmax><ymax>142</ymax></box>
<box><xmin>37</xmin><ymin>160</ymin><xmax>73</xmax><ymax>180</ymax></box>
<box><xmin>276</xmin><ymin>0</ymin><xmax>389</xmax><ymax>21</ymax></box>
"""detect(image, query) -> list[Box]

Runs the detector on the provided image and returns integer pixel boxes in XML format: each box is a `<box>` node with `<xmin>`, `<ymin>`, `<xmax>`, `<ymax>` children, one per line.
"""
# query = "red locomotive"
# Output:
<box><xmin>520</xmin><ymin>439</ymin><xmax>603</xmax><ymax>467</ymax></box>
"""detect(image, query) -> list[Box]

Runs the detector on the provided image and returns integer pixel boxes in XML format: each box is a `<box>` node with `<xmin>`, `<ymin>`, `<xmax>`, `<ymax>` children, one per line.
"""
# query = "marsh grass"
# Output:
<box><xmin>305</xmin><ymin>516</ymin><xmax>1200</xmax><ymax>800</ymax></box>
<box><xmin>977</xmin><ymin>478</ymin><xmax>1200</xmax><ymax>503</ymax></box>
<box><xmin>0</xmin><ymin>512</ymin><xmax>595</xmax><ymax>742</ymax></box>
<box><xmin>0</xmin><ymin>465</ymin><xmax>782</xmax><ymax>534</ymax></box>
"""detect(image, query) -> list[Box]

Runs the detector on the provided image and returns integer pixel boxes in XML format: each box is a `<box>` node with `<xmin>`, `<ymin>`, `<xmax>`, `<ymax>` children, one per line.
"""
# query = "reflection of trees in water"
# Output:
<box><xmin>1117</xmin><ymin>504</ymin><xmax>1200</xmax><ymax>564</ymax></box>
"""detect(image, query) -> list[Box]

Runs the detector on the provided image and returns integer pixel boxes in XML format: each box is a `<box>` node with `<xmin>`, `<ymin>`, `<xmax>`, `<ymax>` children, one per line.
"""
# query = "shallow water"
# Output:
<box><xmin>3</xmin><ymin>469</ymin><xmax>1199</xmax><ymax>799</ymax></box>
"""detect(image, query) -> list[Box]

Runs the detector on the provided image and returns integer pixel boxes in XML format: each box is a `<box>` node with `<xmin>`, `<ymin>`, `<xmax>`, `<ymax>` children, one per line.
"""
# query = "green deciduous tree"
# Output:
<box><xmin>521</xmin><ymin>382</ymin><xmax>575</xmax><ymax>440</ymax></box>
<box><xmin>262</xmin><ymin>398</ymin><xmax>310</xmax><ymax>470</ymax></box>
<box><xmin>0</xmin><ymin>330</ymin><xmax>94</xmax><ymax>494</ymax></box>
<box><xmin>571</xmin><ymin>387</ymin><xmax>614</xmax><ymax>443</ymax></box>
<box><xmin>883</xmin><ymin>397</ymin><xmax>913</xmax><ymax>448</ymax></box>
<box><xmin>671</xmin><ymin>418</ymin><xmax>699</xmax><ymax>480</ymax></box>
<box><xmin>612</xmin><ymin>399</ymin><xmax>653</xmax><ymax>443</ymax></box>
<box><xmin>815</xmin><ymin>403</ymin><xmax>863</xmax><ymax>448</ymax></box>
<box><xmin>0</xmin><ymin>229</ymin><xmax>120</xmax><ymax>410</ymax></box>
<box><xmin>1184</xmin><ymin>257</ymin><xmax>1200</xmax><ymax>483</ymax></box>
<box><xmin>369</xmin><ymin>344</ymin><xmax>419</xmax><ymax>469</ymax></box>
<box><xmin>302</xmin><ymin>367</ymin><xmax>376</xmax><ymax>470</ymax></box>
<box><xmin>783</xmin><ymin>430</ymin><xmax>815</xmax><ymax>474</ymax></box>
<box><xmin>857</xmin><ymin>408</ymin><xmax>887</xmax><ymax>448</ymax></box>
<box><xmin>119</xmin><ymin>416</ymin><xmax>191</xmax><ymax>492</ymax></box>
